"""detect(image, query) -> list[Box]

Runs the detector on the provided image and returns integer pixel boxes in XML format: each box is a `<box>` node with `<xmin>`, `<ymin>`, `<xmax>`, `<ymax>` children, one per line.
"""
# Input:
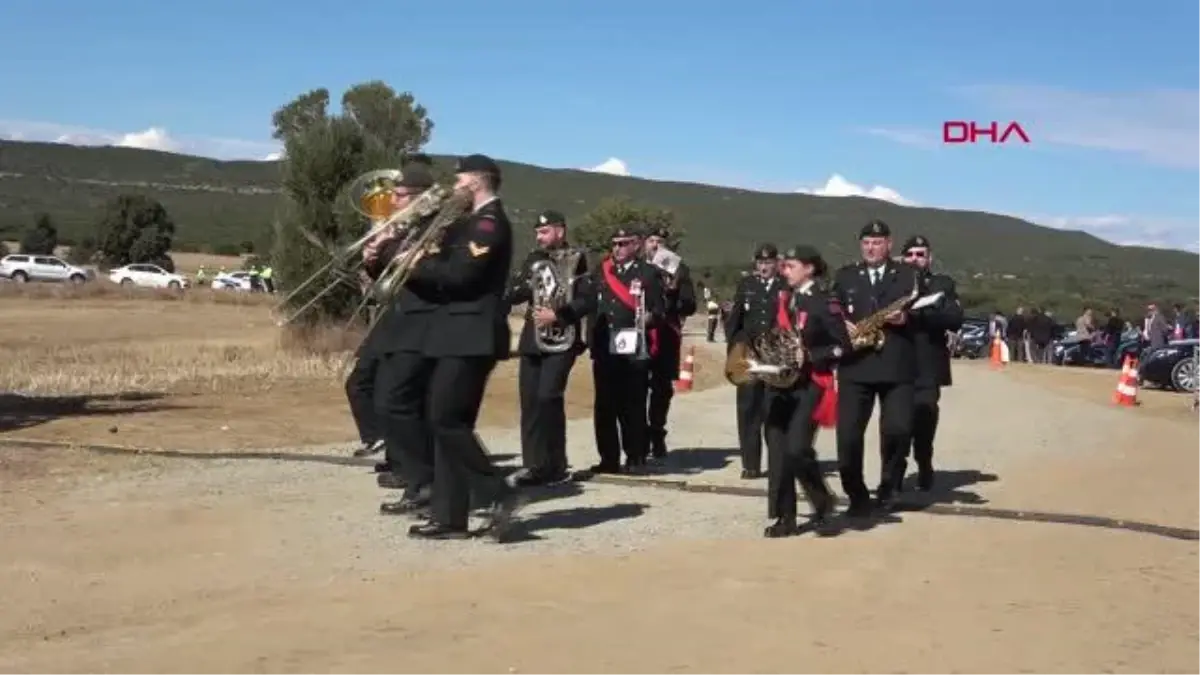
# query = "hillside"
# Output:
<box><xmin>0</xmin><ymin>139</ymin><xmax>1196</xmax><ymax>311</ymax></box>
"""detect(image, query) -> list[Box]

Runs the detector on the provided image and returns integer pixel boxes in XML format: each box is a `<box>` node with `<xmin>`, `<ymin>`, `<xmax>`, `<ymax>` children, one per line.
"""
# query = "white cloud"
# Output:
<box><xmin>262</xmin><ymin>151</ymin><xmax>283</xmax><ymax>162</ymax></box>
<box><xmin>585</xmin><ymin>157</ymin><xmax>630</xmax><ymax>176</ymax></box>
<box><xmin>1023</xmin><ymin>213</ymin><xmax>1199</xmax><ymax>252</ymax></box>
<box><xmin>954</xmin><ymin>85</ymin><xmax>1200</xmax><ymax>169</ymax></box>
<box><xmin>0</xmin><ymin>119</ymin><xmax>280</xmax><ymax>160</ymax></box>
<box><xmin>797</xmin><ymin>174</ymin><xmax>916</xmax><ymax>206</ymax></box>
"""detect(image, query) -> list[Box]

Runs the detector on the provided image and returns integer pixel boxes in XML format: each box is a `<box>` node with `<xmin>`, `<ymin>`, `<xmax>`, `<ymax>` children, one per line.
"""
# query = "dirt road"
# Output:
<box><xmin>1</xmin><ymin>347</ymin><xmax>1196</xmax><ymax>673</ymax></box>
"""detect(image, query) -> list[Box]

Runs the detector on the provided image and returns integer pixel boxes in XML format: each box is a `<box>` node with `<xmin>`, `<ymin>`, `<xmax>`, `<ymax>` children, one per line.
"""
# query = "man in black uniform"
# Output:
<box><xmin>643</xmin><ymin>227</ymin><xmax>697</xmax><ymax>459</ymax></box>
<box><xmin>701</xmin><ymin>281</ymin><xmax>721</xmax><ymax>342</ymax></box>
<box><xmin>557</xmin><ymin>226</ymin><xmax>664</xmax><ymax>474</ymax></box>
<box><xmin>830</xmin><ymin>220</ymin><xmax>923</xmax><ymax>517</ymax></box>
<box><xmin>508</xmin><ymin>209</ymin><xmax>588</xmax><ymax>486</ymax></box>
<box><xmin>762</xmin><ymin>245</ymin><xmax>848</xmax><ymax>538</ymax></box>
<box><xmin>372</xmin><ymin>153</ymin><xmax>523</xmax><ymax>541</ymax></box>
<box><xmin>890</xmin><ymin>235</ymin><xmax>962</xmax><ymax>492</ymax></box>
<box><xmin>724</xmin><ymin>244</ymin><xmax>783</xmax><ymax>479</ymax></box>
<box><xmin>359</xmin><ymin>164</ymin><xmax>439</xmax><ymax>485</ymax></box>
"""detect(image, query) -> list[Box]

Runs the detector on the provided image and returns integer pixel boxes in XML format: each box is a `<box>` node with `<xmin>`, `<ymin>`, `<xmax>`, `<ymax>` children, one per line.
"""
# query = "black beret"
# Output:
<box><xmin>647</xmin><ymin>226</ymin><xmax>671</xmax><ymax>239</ymax></box>
<box><xmin>610</xmin><ymin>225</ymin><xmax>643</xmax><ymax>240</ymax></box>
<box><xmin>754</xmin><ymin>243</ymin><xmax>779</xmax><ymax>260</ymax></box>
<box><xmin>455</xmin><ymin>153</ymin><xmax>501</xmax><ymax>177</ymax></box>
<box><xmin>782</xmin><ymin>244</ymin><xmax>828</xmax><ymax>277</ymax></box>
<box><xmin>537</xmin><ymin>210</ymin><xmax>566</xmax><ymax>227</ymax></box>
<box><xmin>859</xmin><ymin>219</ymin><xmax>891</xmax><ymax>239</ymax></box>
<box><xmin>901</xmin><ymin>235</ymin><xmax>931</xmax><ymax>251</ymax></box>
<box><xmin>396</xmin><ymin>164</ymin><xmax>434</xmax><ymax>189</ymax></box>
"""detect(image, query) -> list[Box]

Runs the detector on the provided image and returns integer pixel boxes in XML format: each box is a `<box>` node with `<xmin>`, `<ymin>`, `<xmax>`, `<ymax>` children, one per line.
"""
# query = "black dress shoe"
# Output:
<box><xmin>379</xmin><ymin>495</ymin><xmax>430</xmax><ymax>517</ymax></box>
<box><xmin>373</xmin><ymin>461</ymin><xmax>391</xmax><ymax>474</ymax></box>
<box><xmin>353</xmin><ymin>439</ymin><xmax>386</xmax><ymax>458</ymax></box>
<box><xmin>916</xmin><ymin>469</ymin><xmax>935</xmax><ymax>492</ymax></box>
<box><xmin>874</xmin><ymin>491</ymin><xmax>897</xmax><ymax>514</ymax></box>
<box><xmin>810</xmin><ymin>494</ymin><xmax>839</xmax><ymax>537</ymax></box>
<box><xmin>376</xmin><ymin>472</ymin><xmax>407</xmax><ymax>490</ymax></box>
<box><xmin>482</xmin><ymin>489</ymin><xmax>527</xmax><ymax>542</ymax></box>
<box><xmin>740</xmin><ymin>469</ymin><xmax>764</xmax><ymax>479</ymax></box>
<box><xmin>589</xmin><ymin>462</ymin><xmax>621</xmax><ymax>475</ymax></box>
<box><xmin>407</xmin><ymin>521</ymin><xmax>472</xmax><ymax>540</ymax></box>
<box><xmin>650</xmin><ymin>439</ymin><xmax>668</xmax><ymax>459</ymax></box>
<box><xmin>844</xmin><ymin>500</ymin><xmax>874</xmax><ymax>519</ymax></box>
<box><xmin>763</xmin><ymin>518</ymin><xmax>801</xmax><ymax>538</ymax></box>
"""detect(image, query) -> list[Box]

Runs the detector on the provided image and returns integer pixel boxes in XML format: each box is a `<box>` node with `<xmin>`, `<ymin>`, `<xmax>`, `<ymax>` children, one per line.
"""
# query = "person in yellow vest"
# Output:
<box><xmin>196</xmin><ymin>266</ymin><xmax>208</xmax><ymax>287</ymax></box>
<box><xmin>261</xmin><ymin>265</ymin><xmax>274</xmax><ymax>293</ymax></box>
<box><xmin>248</xmin><ymin>266</ymin><xmax>262</xmax><ymax>292</ymax></box>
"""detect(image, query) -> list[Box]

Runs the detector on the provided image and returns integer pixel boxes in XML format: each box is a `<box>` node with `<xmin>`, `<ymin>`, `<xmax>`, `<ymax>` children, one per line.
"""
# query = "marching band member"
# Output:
<box><xmin>762</xmin><ymin>245</ymin><xmax>847</xmax><ymax>538</ymax></box>
<box><xmin>890</xmin><ymin>235</ymin><xmax>962</xmax><ymax>492</ymax></box>
<box><xmin>830</xmin><ymin>220</ymin><xmax>923</xmax><ymax>518</ymax></box>
<box><xmin>512</xmin><ymin>210</ymin><xmax>589</xmax><ymax>486</ymax></box>
<box><xmin>724</xmin><ymin>244</ymin><xmax>783</xmax><ymax>479</ymax></box>
<box><xmin>558</xmin><ymin>226</ymin><xmax>665</xmax><ymax>474</ymax></box>
<box><xmin>643</xmin><ymin>227</ymin><xmax>697</xmax><ymax>459</ymax></box>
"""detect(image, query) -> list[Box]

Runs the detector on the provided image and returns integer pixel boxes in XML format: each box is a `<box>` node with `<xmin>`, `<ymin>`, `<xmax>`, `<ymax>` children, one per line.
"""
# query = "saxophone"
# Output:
<box><xmin>530</xmin><ymin>248</ymin><xmax>582</xmax><ymax>353</ymax></box>
<box><xmin>846</xmin><ymin>276</ymin><xmax>920</xmax><ymax>350</ymax></box>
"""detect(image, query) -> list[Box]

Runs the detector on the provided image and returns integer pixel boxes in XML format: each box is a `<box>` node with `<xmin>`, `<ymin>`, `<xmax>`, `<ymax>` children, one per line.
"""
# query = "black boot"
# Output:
<box><xmin>763</xmin><ymin>517</ymin><xmax>800</xmax><ymax>538</ymax></box>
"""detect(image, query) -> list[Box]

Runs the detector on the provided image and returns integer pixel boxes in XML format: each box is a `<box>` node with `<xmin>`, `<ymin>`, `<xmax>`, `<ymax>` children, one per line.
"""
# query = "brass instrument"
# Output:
<box><xmin>633</xmin><ymin>278</ymin><xmax>651</xmax><ymax>361</ymax></box>
<box><xmin>724</xmin><ymin>327</ymin><xmax>805</xmax><ymax>389</ymax></box>
<box><xmin>846</xmin><ymin>276</ymin><xmax>920</xmax><ymax>351</ymax></box>
<box><xmin>273</xmin><ymin>169</ymin><xmax>459</xmax><ymax>326</ymax></box>
<box><xmin>529</xmin><ymin>248</ymin><xmax>583</xmax><ymax>353</ymax></box>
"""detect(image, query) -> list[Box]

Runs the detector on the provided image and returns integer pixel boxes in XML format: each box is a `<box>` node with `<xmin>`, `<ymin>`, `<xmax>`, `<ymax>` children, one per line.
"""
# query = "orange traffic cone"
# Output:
<box><xmin>989</xmin><ymin>333</ymin><xmax>1005</xmax><ymax>369</ymax></box>
<box><xmin>674</xmin><ymin>346</ymin><xmax>695</xmax><ymax>393</ymax></box>
<box><xmin>1112</xmin><ymin>355</ymin><xmax>1140</xmax><ymax>407</ymax></box>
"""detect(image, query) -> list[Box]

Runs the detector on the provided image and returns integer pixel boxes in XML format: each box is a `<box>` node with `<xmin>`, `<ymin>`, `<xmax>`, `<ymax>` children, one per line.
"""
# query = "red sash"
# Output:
<box><xmin>601</xmin><ymin>257</ymin><xmax>658</xmax><ymax>357</ymax></box>
<box><xmin>778</xmin><ymin>289</ymin><xmax>837</xmax><ymax>428</ymax></box>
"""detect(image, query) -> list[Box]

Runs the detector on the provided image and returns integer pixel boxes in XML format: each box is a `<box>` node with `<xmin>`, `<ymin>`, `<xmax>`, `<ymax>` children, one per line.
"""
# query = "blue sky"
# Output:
<box><xmin>1</xmin><ymin>0</ymin><xmax>1197</xmax><ymax>250</ymax></box>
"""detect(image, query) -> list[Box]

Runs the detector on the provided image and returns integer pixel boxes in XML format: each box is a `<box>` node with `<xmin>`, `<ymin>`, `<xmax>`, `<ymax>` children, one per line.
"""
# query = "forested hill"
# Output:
<box><xmin>0</xmin><ymin>139</ymin><xmax>1195</xmax><ymax>310</ymax></box>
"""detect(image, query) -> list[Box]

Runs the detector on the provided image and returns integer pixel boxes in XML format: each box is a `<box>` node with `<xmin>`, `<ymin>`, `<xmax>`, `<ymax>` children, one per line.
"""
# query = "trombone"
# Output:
<box><xmin>272</xmin><ymin>170</ymin><xmax>445</xmax><ymax>327</ymax></box>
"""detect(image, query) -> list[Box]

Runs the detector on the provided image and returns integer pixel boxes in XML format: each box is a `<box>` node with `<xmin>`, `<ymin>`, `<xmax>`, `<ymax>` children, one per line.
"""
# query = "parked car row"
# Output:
<box><xmin>0</xmin><ymin>254</ymin><xmax>258</xmax><ymax>293</ymax></box>
<box><xmin>950</xmin><ymin>315</ymin><xmax>1198</xmax><ymax>394</ymax></box>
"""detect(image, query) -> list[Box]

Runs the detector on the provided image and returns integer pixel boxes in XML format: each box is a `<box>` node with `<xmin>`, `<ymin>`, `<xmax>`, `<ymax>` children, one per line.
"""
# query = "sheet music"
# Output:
<box><xmin>651</xmin><ymin>247</ymin><xmax>681</xmax><ymax>276</ymax></box>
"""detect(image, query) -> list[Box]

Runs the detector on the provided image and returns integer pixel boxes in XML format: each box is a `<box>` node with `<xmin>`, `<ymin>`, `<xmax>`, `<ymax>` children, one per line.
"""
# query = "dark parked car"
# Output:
<box><xmin>1138</xmin><ymin>339</ymin><xmax>1198</xmax><ymax>393</ymax></box>
<box><xmin>952</xmin><ymin>318</ymin><xmax>989</xmax><ymax>359</ymax></box>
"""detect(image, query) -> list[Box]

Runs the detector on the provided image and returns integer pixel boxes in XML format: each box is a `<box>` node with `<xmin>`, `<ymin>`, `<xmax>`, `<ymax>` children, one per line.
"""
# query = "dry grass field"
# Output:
<box><xmin>0</xmin><ymin>282</ymin><xmax>726</xmax><ymax>450</ymax></box>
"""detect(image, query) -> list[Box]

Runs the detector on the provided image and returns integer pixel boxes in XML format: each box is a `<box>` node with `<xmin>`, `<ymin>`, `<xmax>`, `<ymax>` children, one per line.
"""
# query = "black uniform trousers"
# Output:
<box><xmin>373</xmin><ymin>351</ymin><xmax>434</xmax><ymax>495</ymax></box>
<box><xmin>736</xmin><ymin>381</ymin><xmax>767</xmax><ymax>472</ymax></box>
<box><xmin>374</xmin><ymin>351</ymin><xmax>508</xmax><ymax>529</ymax></box>
<box><xmin>345</xmin><ymin>351</ymin><xmax>383</xmax><ymax>446</ymax></box>
<box><xmin>835</xmin><ymin>380</ymin><xmax>914</xmax><ymax>504</ymax></box>
<box><xmin>518</xmin><ymin>351</ymin><xmax>576</xmax><ymax>477</ymax></box>
<box><xmin>647</xmin><ymin>333</ymin><xmax>681</xmax><ymax>452</ymax></box>
<box><xmin>592</xmin><ymin>355</ymin><xmax>650</xmax><ymax>467</ymax></box>
<box><xmin>888</xmin><ymin>385</ymin><xmax>940</xmax><ymax>482</ymax></box>
<box><xmin>706</xmin><ymin>313</ymin><xmax>720</xmax><ymax>342</ymax></box>
<box><xmin>765</xmin><ymin>382</ymin><xmax>831</xmax><ymax>520</ymax></box>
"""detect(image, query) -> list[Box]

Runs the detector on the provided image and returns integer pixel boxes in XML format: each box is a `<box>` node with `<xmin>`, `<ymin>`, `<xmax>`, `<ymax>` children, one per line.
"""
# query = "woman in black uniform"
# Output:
<box><xmin>763</xmin><ymin>245</ymin><xmax>850</xmax><ymax>538</ymax></box>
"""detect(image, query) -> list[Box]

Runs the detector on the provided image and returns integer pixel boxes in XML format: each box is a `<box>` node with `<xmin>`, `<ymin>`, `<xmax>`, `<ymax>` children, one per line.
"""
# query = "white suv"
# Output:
<box><xmin>108</xmin><ymin>263</ymin><xmax>190</xmax><ymax>289</ymax></box>
<box><xmin>0</xmin><ymin>254</ymin><xmax>89</xmax><ymax>284</ymax></box>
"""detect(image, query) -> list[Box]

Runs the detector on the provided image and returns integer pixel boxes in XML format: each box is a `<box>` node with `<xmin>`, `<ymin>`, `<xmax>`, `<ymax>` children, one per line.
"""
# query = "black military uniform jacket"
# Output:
<box><xmin>377</xmin><ymin>197</ymin><xmax>513</xmax><ymax>359</ymax></box>
<box><xmin>359</xmin><ymin>213</ymin><xmax>438</xmax><ymax>358</ymax></box>
<box><xmin>911</xmin><ymin>270</ymin><xmax>964</xmax><ymax>387</ymax></box>
<box><xmin>831</xmin><ymin>260</ymin><xmax>925</xmax><ymax>384</ymax></box>
<box><xmin>505</xmin><ymin>244</ymin><xmax>589</xmax><ymax>356</ymax></box>
<box><xmin>724</xmin><ymin>273</ymin><xmax>785</xmax><ymax>349</ymax></box>
<box><xmin>560</xmin><ymin>257</ymin><xmax>665</xmax><ymax>361</ymax></box>
<box><xmin>786</xmin><ymin>282</ymin><xmax>852</xmax><ymax>380</ymax></box>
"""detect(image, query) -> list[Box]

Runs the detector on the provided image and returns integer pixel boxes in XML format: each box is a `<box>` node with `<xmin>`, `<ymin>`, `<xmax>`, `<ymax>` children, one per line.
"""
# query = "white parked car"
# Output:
<box><xmin>211</xmin><ymin>270</ymin><xmax>253</xmax><ymax>291</ymax></box>
<box><xmin>0</xmin><ymin>254</ymin><xmax>89</xmax><ymax>283</ymax></box>
<box><xmin>108</xmin><ymin>263</ymin><xmax>190</xmax><ymax>289</ymax></box>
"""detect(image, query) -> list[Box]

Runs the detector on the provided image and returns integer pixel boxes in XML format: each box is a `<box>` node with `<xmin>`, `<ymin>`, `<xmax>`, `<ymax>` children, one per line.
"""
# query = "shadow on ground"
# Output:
<box><xmin>0</xmin><ymin>392</ymin><xmax>182</xmax><ymax>434</ymax></box>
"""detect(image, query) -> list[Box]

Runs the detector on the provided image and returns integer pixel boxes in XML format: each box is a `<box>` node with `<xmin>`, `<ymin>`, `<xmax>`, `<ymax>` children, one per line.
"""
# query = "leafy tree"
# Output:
<box><xmin>93</xmin><ymin>194</ymin><xmax>176</xmax><ymax>270</ymax></box>
<box><xmin>20</xmin><ymin>213</ymin><xmax>58</xmax><ymax>255</ymax></box>
<box><xmin>66</xmin><ymin>236</ymin><xmax>98</xmax><ymax>265</ymax></box>
<box><xmin>575</xmin><ymin>197</ymin><xmax>684</xmax><ymax>263</ymax></box>
<box><xmin>270</xmin><ymin>81</ymin><xmax>435</xmax><ymax>326</ymax></box>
